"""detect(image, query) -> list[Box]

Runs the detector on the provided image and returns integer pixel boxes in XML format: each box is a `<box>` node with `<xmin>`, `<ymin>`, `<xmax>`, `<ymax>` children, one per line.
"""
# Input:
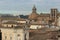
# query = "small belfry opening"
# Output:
<box><xmin>32</xmin><ymin>5</ymin><xmax>37</xmax><ymax>13</ymax></box>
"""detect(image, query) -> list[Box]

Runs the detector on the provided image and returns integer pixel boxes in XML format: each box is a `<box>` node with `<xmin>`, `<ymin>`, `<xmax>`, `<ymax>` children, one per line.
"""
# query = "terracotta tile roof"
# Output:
<box><xmin>2</xmin><ymin>21</ymin><xmax>20</xmax><ymax>24</ymax></box>
<box><xmin>29</xmin><ymin>27</ymin><xmax>59</xmax><ymax>40</ymax></box>
<box><xmin>39</xmin><ymin>13</ymin><xmax>50</xmax><ymax>17</ymax></box>
<box><xmin>29</xmin><ymin>27</ymin><xmax>59</xmax><ymax>33</ymax></box>
<box><xmin>0</xmin><ymin>17</ymin><xmax>26</xmax><ymax>21</ymax></box>
<box><xmin>30</xmin><ymin>22</ymin><xmax>48</xmax><ymax>25</ymax></box>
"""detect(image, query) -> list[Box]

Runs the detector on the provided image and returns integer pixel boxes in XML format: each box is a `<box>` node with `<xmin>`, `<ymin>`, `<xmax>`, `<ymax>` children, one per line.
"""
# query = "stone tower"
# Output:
<box><xmin>29</xmin><ymin>5</ymin><xmax>38</xmax><ymax>20</ymax></box>
<box><xmin>50</xmin><ymin>8</ymin><xmax>58</xmax><ymax>25</ymax></box>
<box><xmin>32</xmin><ymin>5</ymin><xmax>36</xmax><ymax>13</ymax></box>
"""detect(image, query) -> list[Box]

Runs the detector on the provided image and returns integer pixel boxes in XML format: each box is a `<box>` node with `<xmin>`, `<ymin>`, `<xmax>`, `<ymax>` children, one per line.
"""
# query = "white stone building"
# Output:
<box><xmin>0</xmin><ymin>25</ymin><xmax>29</xmax><ymax>40</ymax></box>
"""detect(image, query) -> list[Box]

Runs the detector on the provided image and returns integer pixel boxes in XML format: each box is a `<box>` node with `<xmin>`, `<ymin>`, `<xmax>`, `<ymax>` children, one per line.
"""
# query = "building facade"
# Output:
<box><xmin>0</xmin><ymin>23</ymin><xmax>29</xmax><ymax>40</ymax></box>
<box><xmin>29</xmin><ymin>5</ymin><xmax>60</xmax><ymax>27</ymax></box>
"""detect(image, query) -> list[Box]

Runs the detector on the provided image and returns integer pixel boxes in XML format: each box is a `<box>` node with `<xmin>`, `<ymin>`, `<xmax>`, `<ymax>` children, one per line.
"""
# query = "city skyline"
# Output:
<box><xmin>0</xmin><ymin>0</ymin><xmax>60</xmax><ymax>15</ymax></box>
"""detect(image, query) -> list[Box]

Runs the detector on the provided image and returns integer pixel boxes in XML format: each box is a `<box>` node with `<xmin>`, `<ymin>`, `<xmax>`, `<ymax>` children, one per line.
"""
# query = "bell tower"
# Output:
<box><xmin>50</xmin><ymin>8</ymin><xmax>58</xmax><ymax>25</ymax></box>
<box><xmin>32</xmin><ymin>5</ymin><xmax>36</xmax><ymax>13</ymax></box>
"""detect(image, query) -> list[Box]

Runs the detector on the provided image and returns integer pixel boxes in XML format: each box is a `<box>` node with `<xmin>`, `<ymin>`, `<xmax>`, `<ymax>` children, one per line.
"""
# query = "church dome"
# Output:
<box><xmin>29</xmin><ymin>5</ymin><xmax>39</xmax><ymax>20</ymax></box>
<box><xmin>29</xmin><ymin>13</ymin><xmax>38</xmax><ymax>20</ymax></box>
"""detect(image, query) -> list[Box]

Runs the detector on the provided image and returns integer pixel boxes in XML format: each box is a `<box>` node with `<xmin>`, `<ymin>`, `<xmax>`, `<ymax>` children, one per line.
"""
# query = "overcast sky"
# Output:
<box><xmin>0</xmin><ymin>0</ymin><xmax>60</xmax><ymax>15</ymax></box>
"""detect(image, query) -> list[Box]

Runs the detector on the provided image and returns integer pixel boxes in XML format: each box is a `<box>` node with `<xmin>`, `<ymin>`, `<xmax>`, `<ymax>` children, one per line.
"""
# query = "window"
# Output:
<box><xmin>10</xmin><ymin>34</ymin><xmax>12</xmax><ymax>40</ymax></box>
<box><xmin>58</xmin><ymin>35</ymin><xmax>60</xmax><ymax>37</ymax></box>
<box><xmin>25</xmin><ymin>34</ymin><xmax>26</xmax><ymax>40</ymax></box>
<box><xmin>10</xmin><ymin>36</ymin><xmax>12</xmax><ymax>40</ymax></box>
<box><xmin>42</xmin><ymin>19</ymin><xmax>45</xmax><ymax>23</ymax></box>
<box><xmin>17</xmin><ymin>34</ymin><xmax>20</xmax><ymax>37</ymax></box>
<box><xmin>8</xmin><ymin>25</ymin><xmax>12</xmax><ymax>27</ymax></box>
<box><xmin>5</xmin><ymin>36</ymin><xmax>7</xmax><ymax>40</ymax></box>
<box><xmin>17</xmin><ymin>34</ymin><xmax>20</xmax><ymax>40</ymax></box>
